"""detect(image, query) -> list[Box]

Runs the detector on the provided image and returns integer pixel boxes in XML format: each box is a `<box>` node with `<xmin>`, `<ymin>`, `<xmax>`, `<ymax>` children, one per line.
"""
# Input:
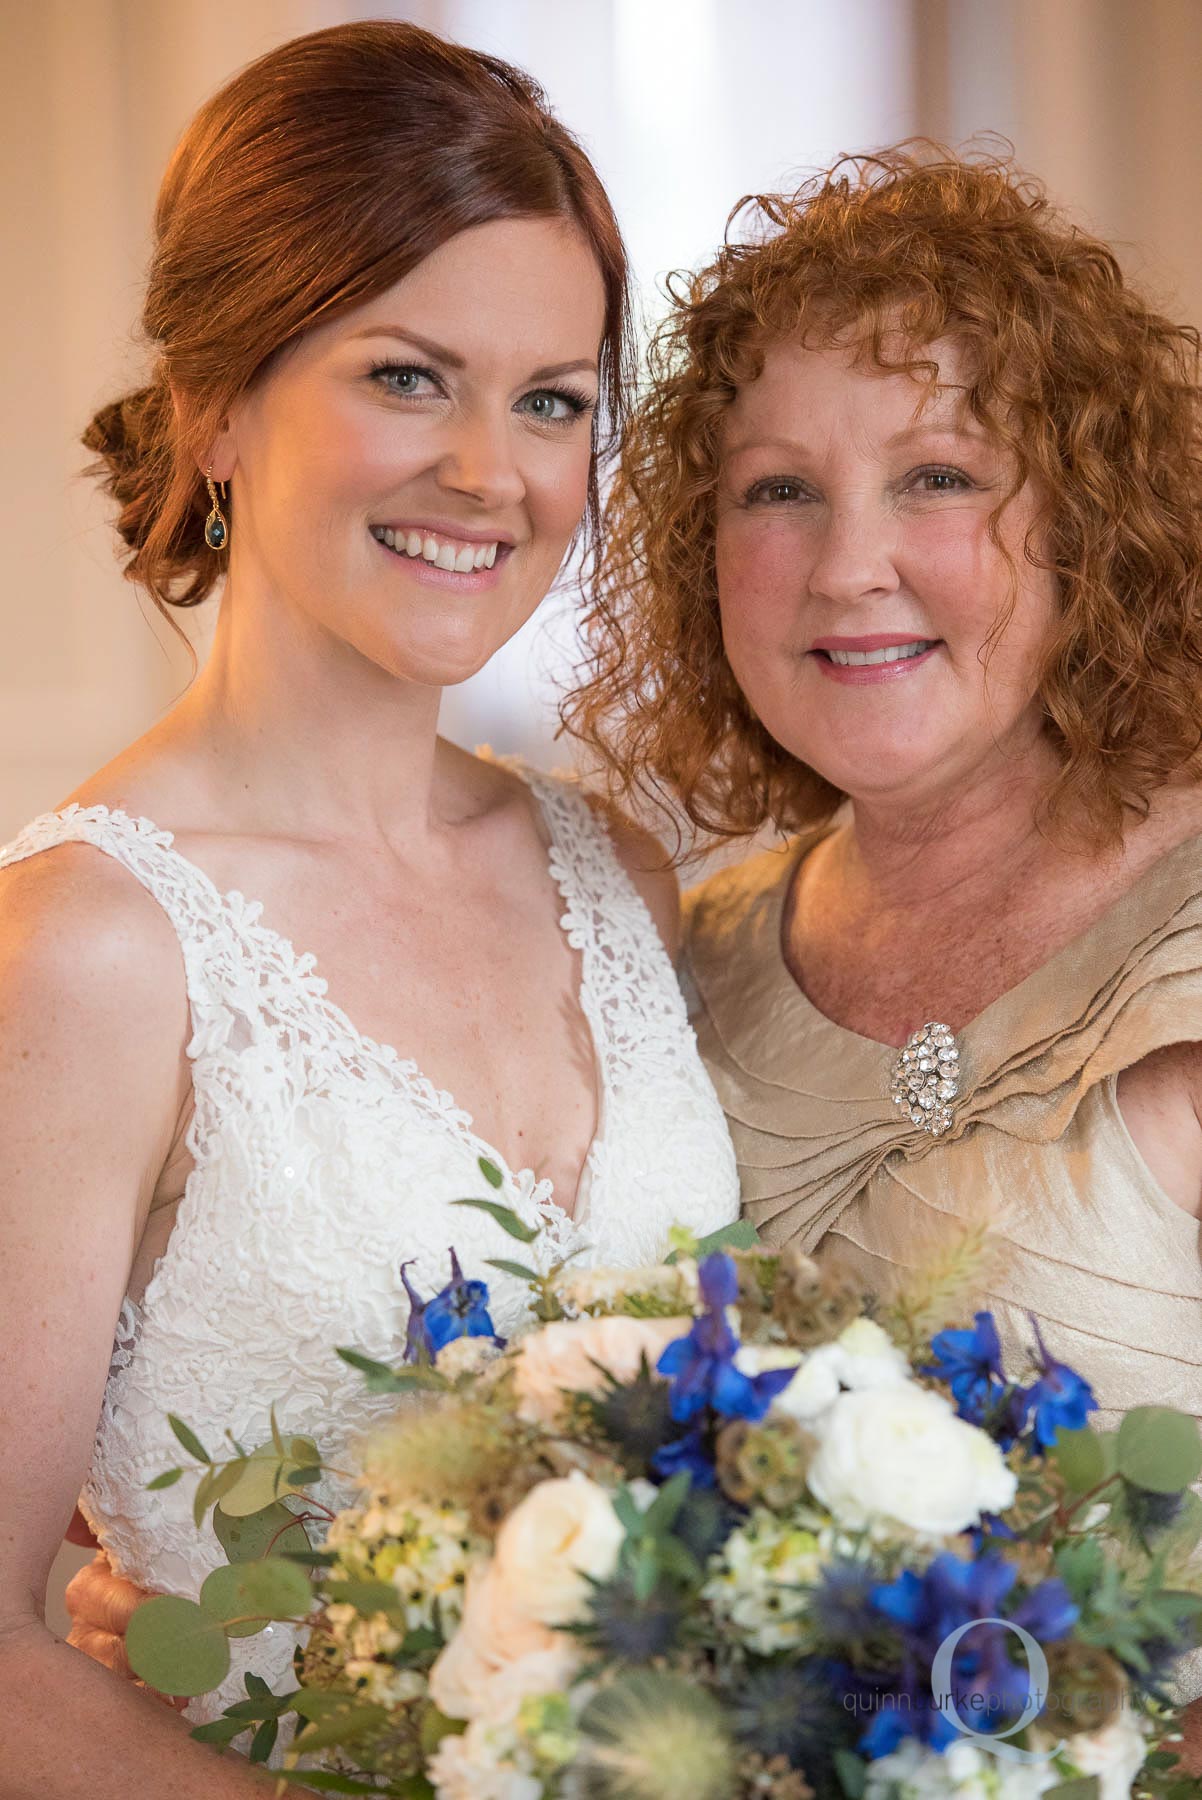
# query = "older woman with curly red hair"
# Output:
<box><xmin>568</xmin><ymin>147</ymin><xmax>1202</xmax><ymax>1491</ymax></box>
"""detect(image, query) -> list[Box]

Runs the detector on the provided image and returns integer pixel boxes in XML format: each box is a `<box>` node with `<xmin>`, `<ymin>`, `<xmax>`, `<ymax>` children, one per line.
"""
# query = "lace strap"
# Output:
<box><xmin>521</xmin><ymin>770</ymin><xmax>690</xmax><ymax>1082</ymax></box>
<box><xmin>0</xmin><ymin>805</ymin><xmax>249</xmax><ymax>1036</ymax></box>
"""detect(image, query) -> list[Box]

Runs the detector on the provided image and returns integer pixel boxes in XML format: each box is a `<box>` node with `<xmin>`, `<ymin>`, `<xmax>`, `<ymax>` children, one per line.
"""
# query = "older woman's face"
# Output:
<box><xmin>715</xmin><ymin>335</ymin><xmax>1058</xmax><ymax>809</ymax></box>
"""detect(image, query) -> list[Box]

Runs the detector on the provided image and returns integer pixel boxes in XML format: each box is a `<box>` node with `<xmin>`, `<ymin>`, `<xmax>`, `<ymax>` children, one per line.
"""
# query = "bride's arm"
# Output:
<box><xmin>0</xmin><ymin>849</ymin><xmax>272</xmax><ymax>1799</ymax></box>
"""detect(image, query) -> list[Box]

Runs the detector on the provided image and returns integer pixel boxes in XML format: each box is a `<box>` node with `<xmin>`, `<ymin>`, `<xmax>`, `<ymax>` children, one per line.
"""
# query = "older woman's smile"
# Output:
<box><xmin>810</xmin><ymin>633</ymin><xmax>941</xmax><ymax>682</ymax></box>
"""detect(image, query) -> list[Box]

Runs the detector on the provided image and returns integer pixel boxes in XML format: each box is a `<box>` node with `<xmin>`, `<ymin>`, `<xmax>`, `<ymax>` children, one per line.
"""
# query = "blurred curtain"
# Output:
<box><xmin>5</xmin><ymin>0</ymin><xmax>1202</xmax><ymax>841</ymax></box>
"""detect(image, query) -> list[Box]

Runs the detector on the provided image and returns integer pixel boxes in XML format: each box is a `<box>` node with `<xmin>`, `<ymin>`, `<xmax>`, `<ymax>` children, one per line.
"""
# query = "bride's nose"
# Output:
<box><xmin>435</xmin><ymin>407</ymin><xmax>527</xmax><ymax>511</ymax></box>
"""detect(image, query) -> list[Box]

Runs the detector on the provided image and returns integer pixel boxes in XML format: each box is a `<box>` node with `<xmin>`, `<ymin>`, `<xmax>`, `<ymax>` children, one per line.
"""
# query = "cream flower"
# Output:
<box><xmin>511</xmin><ymin>1315</ymin><xmax>686</xmax><ymax>1427</ymax></box>
<box><xmin>828</xmin><ymin>1317</ymin><xmax>911</xmax><ymax>1389</ymax></box>
<box><xmin>1062</xmin><ymin>1713</ymin><xmax>1147</xmax><ymax>1799</ymax></box>
<box><xmin>807</xmin><ymin>1385</ymin><xmax>1017</xmax><ymax>1535</ymax></box>
<box><xmin>429</xmin><ymin>1475</ymin><xmax>620</xmax><ymax>1722</ymax></box>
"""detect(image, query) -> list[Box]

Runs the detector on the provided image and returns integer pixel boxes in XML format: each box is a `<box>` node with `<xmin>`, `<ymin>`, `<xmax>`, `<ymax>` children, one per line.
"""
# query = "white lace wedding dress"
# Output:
<box><xmin>3</xmin><ymin>768</ymin><xmax>740</xmax><ymax>1725</ymax></box>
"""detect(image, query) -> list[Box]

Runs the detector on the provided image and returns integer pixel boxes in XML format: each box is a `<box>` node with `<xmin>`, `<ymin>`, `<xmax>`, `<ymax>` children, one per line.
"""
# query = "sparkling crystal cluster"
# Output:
<box><xmin>890</xmin><ymin>1021</ymin><xmax>960</xmax><ymax>1136</ymax></box>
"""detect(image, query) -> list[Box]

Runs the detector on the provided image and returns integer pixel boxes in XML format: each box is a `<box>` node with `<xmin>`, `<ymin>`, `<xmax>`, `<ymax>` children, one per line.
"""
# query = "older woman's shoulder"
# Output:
<box><xmin>682</xmin><ymin>837</ymin><xmax>805</xmax><ymax>955</ymax></box>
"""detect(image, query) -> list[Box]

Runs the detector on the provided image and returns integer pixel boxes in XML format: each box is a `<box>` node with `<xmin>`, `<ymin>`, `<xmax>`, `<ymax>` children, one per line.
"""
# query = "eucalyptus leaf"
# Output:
<box><xmin>145</xmin><ymin>1467</ymin><xmax>184</xmax><ymax>1491</ymax></box>
<box><xmin>249</xmin><ymin>1716</ymin><xmax>279</xmax><ymax>1764</ymax></box>
<box><xmin>1116</xmin><ymin>1407</ymin><xmax>1202</xmax><ymax>1494</ymax></box>
<box><xmin>485</xmin><ymin>1257</ymin><xmax>541</xmax><ymax>1284</ymax></box>
<box><xmin>451</xmin><ymin>1196</ymin><xmax>538</xmax><ymax>1242</ymax></box>
<box><xmin>269</xmin><ymin>1775</ymin><xmax>385</xmax><ymax>1795</ymax></box>
<box><xmin>291</xmin><ymin>1703</ymin><xmax>390</xmax><ymax>1753</ymax></box>
<box><xmin>693</xmin><ymin>1219</ymin><xmax>760</xmax><ymax>1256</ymax></box>
<box><xmin>1053</xmin><ymin>1428</ymin><xmax>1107</xmax><ymax>1494</ymax></box>
<box><xmin>200</xmin><ymin>1558</ymin><xmax>314</xmax><ymax>1633</ymax></box>
<box><xmin>216</xmin><ymin>1445</ymin><xmax>315</xmax><ymax>1518</ymax></box>
<box><xmin>213</xmin><ymin>1498</ymin><xmax>312</xmax><ymax>1564</ymax></box>
<box><xmin>126</xmin><ymin>1595</ymin><xmax>230</xmax><ymax>1697</ymax></box>
<box><xmin>190</xmin><ymin>1716</ymin><xmax>246</xmax><ymax>1748</ymax></box>
<box><xmin>833</xmin><ymin>1748</ymin><xmax>867</xmax><ymax>1798</ymax></box>
<box><xmin>321</xmin><ymin>1577</ymin><xmax>406</xmax><ymax>1617</ymax></box>
<box><xmin>168</xmin><ymin>1414</ymin><xmax>211</xmax><ymax>1465</ymax></box>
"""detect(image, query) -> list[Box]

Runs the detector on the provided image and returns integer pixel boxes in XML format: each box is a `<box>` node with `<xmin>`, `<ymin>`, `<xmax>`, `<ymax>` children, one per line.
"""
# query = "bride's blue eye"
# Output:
<box><xmin>516</xmin><ymin>388</ymin><xmax>594</xmax><ymax>424</ymax></box>
<box><xmin>371</xmin><ymin>362</ymin><xmax>441</xmax><ymax>397</ymax></box>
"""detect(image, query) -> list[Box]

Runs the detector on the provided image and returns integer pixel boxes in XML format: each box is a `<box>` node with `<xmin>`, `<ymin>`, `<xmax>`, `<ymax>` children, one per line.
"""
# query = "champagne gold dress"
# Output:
<box><xmin>684</xmin><ymin>829</ymin><xmax>1202</xmax><ymax>1700</ymax></box>
<box><xmin>683</xmin><ymin>828</ymin><xmax>1202</xmax><ymax>1435</ymax></box>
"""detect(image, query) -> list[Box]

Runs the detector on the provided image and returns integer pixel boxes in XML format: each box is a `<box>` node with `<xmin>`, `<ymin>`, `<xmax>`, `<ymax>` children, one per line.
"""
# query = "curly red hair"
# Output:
<box><xmin>562</xmin><ymin>145</ymin><xmax>1202</xmax><ymax>849</ymax></box>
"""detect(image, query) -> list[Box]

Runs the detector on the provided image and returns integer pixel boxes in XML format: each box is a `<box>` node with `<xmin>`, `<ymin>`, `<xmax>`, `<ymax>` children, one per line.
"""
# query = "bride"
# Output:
<box><xmin>0</xmin><ymin>22</ymin><xmax>738</xmax><ymax>1795</ymax></box>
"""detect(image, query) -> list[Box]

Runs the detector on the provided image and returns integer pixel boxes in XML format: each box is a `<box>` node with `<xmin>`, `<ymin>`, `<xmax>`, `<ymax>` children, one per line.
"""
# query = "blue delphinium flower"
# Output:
<box><xmin>656</xmin><ymin>1254</ymin><xmax>796</xmax><ymax>1425</ymax></box>
<box><xmin>400</xmin><ymin>1250</ymin><xmax>503</xmax><ymax>1363</ymax></box>
<box><xmin>859</xmin><ymin>1551</ymin><xmax>1078</xmax><ymax>1760</ymax></box>
<box><xmin>926</xmin><ymin>1311</ymin><xmax>1006</xmax><ymax>1415</ymax></box>
<box><xmin>1020</xmin><ymin>1315</ymin><xmax>1097</xmax><ymax>1451</ymax></box>
<box><xmin>651</xmin><ymin>1427</ymin><xmax>716</xmax><ymax>1488</ymax></box>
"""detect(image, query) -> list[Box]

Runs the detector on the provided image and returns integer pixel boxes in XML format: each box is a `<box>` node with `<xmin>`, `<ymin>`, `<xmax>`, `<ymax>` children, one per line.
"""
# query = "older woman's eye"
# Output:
<box><xmin>745</xmin><ymin>478</ymin><xmax>808</xmax><ymax>505</ymax></box>
<box><xmin>913</xmin><ymin>466</ymin><xmax>973</xmax><ymax>494</ymax></box>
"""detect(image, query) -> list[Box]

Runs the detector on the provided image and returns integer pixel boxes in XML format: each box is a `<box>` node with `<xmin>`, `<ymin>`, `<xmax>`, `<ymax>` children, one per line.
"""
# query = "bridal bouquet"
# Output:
<box><xmin>131</xmin><ymin>1164</ymin><xmax>1202</xmax><ymax>1799</ymax></box>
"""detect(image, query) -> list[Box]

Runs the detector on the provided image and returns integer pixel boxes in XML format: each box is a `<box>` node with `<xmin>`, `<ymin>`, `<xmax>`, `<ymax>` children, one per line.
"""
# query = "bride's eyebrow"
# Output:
<box><xmin>349</xmin><ymin>324</ymin><xmax>598</xmax><ymax>384</ymax></box>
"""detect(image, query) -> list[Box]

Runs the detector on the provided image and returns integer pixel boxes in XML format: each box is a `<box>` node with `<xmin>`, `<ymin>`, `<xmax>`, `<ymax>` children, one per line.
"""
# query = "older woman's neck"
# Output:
<box><xmin>843</xmin><ymin>747</ymin><xmax>1064</xmax><ymax>913</ymax></box>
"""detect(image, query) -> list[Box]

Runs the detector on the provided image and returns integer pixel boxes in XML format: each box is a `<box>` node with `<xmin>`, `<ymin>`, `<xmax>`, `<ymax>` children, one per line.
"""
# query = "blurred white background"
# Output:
<box><xmin>5</xmin><ymin>0</ymin><xmax>1202</xmax><ymax>843</ymax></box>
<box><xmin>6</xmin><ymin>0</ymin><xmax>1202</xmax><ymax>1628</ymax></box>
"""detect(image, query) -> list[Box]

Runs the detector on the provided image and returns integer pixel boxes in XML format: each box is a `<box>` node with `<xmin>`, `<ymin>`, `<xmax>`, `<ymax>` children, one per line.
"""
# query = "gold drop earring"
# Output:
<box><xmin>204</xmin><ymin>469</ymin><xmax>230</xmax><ymax>550</ymax></box>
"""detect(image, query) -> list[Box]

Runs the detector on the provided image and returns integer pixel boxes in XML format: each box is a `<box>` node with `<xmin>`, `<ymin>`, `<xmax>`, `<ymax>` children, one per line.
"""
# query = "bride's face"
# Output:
<box><xmin>216</xmin><ymin>218</ymin><xmax>605</xmax><ymax>687</ymax></box>
<box><xmin>715</xmin><ymin>334</ymin><xmax>1059</xmax><ymax>810</ymax></box>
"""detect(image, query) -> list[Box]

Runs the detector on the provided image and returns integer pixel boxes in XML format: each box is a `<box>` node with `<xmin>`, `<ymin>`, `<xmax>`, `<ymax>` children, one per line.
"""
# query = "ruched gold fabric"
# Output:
<box><xmin>683</xmin><ymin>830</ymin><xmax>1202</xmax><ymax>1439</ymax></box>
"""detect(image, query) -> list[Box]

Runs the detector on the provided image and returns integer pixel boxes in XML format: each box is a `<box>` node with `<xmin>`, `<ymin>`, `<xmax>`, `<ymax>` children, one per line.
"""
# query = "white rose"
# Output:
<box><xmin>807</xmin><ymin>1386</ymin><xmax>1017</xmax><ymax>1535</ymax></box>
<box><xmin>830</xmin><ymin>1317</ymin><xmax>911</xmax><ymax>1389</ymax></box>
<box><xmin>491</xmin><ymin>1473</ymin><xmax>624</xmax><ymax>1628</ymax></box>
<box><xmin>428</xmin><ymin>1563</ymin><xmax>562</xmax><ymax>1721</ymax></box>
<box><xmin>1063</xmin><ymin>1714</ymin><xmax>1147</xmax><ymax>1799</ymax></box>
<box><xmin>864</xmin><ymin>1738</ymin><xmax>1059</xmax><ymax>1798</ymax></box>
<box><xmin>511</xmin><ymin>1315</ymin><xmax>686</xmax><ymax>1427</ymax></box>
<box><xmin>734</xmin><ymin>1342</ymin><xmax>841</xmax><ymax>1421</ymax></box>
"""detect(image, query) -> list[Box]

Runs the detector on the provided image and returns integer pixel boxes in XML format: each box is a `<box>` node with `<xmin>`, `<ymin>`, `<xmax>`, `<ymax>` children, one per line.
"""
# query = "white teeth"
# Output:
<box><xmin>826</xmin><ymin>641</ymin><xmax>934</xmax><ymax>667</ymax></box>
<box><xmin>372</xmin><ymin>524</ymin><xmax>502</xmax><ymax>570</ymax></box>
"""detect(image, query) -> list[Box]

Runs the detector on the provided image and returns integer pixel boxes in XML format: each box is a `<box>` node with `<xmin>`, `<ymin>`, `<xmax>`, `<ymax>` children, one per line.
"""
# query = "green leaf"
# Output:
<box><xmin>451</xmin><ymin>1196</ymin><xmax>539</xmax><ymax>1242</ymax></box>
<box><xmin>190</xmin><ymin>1716</ymin><xmax>246</xmax><ymax>1748</ymax></box>
<box><xmin>126</xmin><ymin>1595</ymin><xmax>230</xmax><ymax>1697</ymax></box>
<box><xmin>167</xmin><ymin>1414</ymin><xmax>211</xmax><ymax>1464</ymax></box>
<box><xmin>693</xmin><ymin>1219</ymin><xmax>760</xmax><ymax>1256</ymax></box>
<box><xmin>1116</xmin><ymin>1407</ymin><xmax>1202</xmax><ymax>1493</ymax></box>
<box><xmin>1053</xmin><ymin>1428</ymin><xmax>1108</xmax><ymax>1494</ymax></box>
<box><xmin>200</xmin><ymin>1558</ymin><xmax>314</xmax><ymax>1633</ymax></box>
<box><xmin>245</xmin><ymin>1669</ymin><xmax>275</xmax><ymax>1698</ymax></box>
<box><xmin>213</xmin><ymin>1498</ymin><xmax>311</xmax><ymax>1564</ymax></box>
<box><xmin>269</xmin><ymin>1774</ymin><xmax>387</xmax><ymax>1795</ymax></box>
<box><xmin>292</xmin><ymin>1703</ymin><xmax>390</xmax><ymax>1753</ymax></box>
<box><xmin>478</xmin><ymin>1156</ymin><xmax>504</xmax><ymax>1189</ymax></box>
<box><xmin>145</xmin><ymin>1467</ymin><xmax>184</xmax><ymax>1491</ymax></box>
<box><xmin>249</xmin><ymin>1716</ymin><xmax>279</xmax><ymax>1764</ymax></box>
<box><xmin>222</xmin><ymin>1696</ymin><xmax>293</xmax><ymax>1721</ymax></box>
<box><xmin>281</xmin><ymin>1548</ymin><xmax>339</xmax><ymax>1568</ymax></box>
<box><xmin>193</xmin><ymin>1460</ymin><xmax>248</xmax><ymax>1530</ymax></box>
<box><xmin>485</xmin><ymin>1257</ymin><xmax>542</xmax><ymax>1284</ymax></box>
<box><xmin>215</xmin><ymin>1445</ymin><xmax>316</xmax><ymax>1518</ymax></box>
<box><xmin>1045</xmin><ymin>1779</ymin><xmax>1101</xmax><ymax>1798</ymax></box>
<box><xmin>321</xmin><ymin>1577</ymin><xmax>406</xmax><ymax>1617</ymax></box>
<box><xmin>270</xmin><ymin>1405</ymin><xmax>286</xmax><ymax>1459</ymax></box>
<box><xmin>833</xmin><ymin>1748</ymin><xmax>867</xmax><ymax>1798</ymax></box>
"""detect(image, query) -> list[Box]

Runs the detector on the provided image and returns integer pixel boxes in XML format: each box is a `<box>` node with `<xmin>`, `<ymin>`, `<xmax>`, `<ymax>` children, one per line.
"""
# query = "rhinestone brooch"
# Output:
<box><xmin>890</xmin><ymin>1021</ymin><xmax>961</xmax><ymax>1137</ymax></box>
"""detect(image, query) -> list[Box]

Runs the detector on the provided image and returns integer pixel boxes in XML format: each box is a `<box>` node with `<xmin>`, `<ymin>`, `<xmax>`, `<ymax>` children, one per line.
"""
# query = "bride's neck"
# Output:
<box><xmin>167</xmin><ymin>591</ymin><xmax>450</xmax><ymax>845</ymax></box>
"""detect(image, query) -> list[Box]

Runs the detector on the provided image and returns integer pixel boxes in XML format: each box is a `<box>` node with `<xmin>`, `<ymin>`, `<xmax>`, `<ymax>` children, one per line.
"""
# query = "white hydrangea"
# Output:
<box><xmin>863</xmin><ymin>1738</ymin><xmax>1061</xmax><ymax>1798</ymax></box>
<box><xmin>551</xmin><ymin>1260</ymin><xmax>699</xmax><ymax>1318</ymax></box>
<box><xmin>325</xmin><ymin>1495</ymin><xmax>485</xmax><ymax>1637</ymax></box>
<box><xmin>702</xmin><ymin>1507</ymin><xmax>836</xmax><ymax>1655</ymax></box>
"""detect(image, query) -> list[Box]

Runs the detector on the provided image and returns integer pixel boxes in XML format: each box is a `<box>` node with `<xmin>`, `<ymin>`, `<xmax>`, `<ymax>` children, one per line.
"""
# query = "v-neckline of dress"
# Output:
<box><xmin>57</xmin><ymin>795</ymin><xmax>603</xmax><ymax>1236</ymax></box>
